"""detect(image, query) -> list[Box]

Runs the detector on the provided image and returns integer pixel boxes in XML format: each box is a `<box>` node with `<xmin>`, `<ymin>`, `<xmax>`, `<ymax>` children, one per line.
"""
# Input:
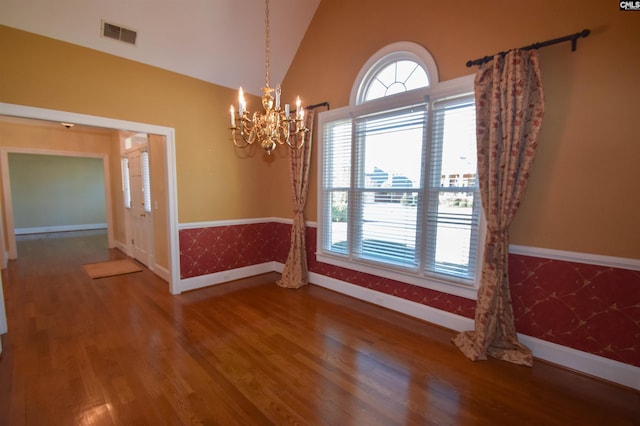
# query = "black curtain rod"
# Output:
<box><xmin>466</xmin><ymin>29</ymin><xmax>591</xmax><ymax>67</ymax></box>
<box><xmin>305</xmin><ymin>101</ymin><xmax>330</xmax><ymax>111</ymax></box>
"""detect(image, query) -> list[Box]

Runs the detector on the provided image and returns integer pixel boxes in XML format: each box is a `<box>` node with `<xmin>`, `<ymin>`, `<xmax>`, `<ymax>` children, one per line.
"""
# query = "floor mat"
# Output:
<box><xmin>83</xmin><ymin>259</ymin><xmax>143</xmax><ymax>279</ymax></box>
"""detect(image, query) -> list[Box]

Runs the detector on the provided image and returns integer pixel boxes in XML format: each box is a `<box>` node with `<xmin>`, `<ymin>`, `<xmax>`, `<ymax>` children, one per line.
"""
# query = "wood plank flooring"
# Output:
<box><xmin>0</xmin><ymin>232</ymin><xmax>638</xmax><ymax>425</ymax></box>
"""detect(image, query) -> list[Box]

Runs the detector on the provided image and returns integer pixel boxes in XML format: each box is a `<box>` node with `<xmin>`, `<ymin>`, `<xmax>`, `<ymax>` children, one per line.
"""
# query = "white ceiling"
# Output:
<box><xmin>0</xmin><ymin>0</ymin><xmax>321</xmax><ymax>96</ymax></box>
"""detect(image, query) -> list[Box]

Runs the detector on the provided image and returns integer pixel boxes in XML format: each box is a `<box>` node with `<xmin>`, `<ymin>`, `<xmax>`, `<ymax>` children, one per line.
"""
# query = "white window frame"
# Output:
<box><xmin>121</xmin><ymin>157</ymin><xmax>132</xmax><ymax>209</ymax></box>
<box><xmin>317</xmin><ymin>42</ymin><xmax>485</xmax><ymax>300</ymax></box>
<box><xmin>141</xmin><ymin>150</ymin><xmax>152</xmax><ymax>213</ymax></box>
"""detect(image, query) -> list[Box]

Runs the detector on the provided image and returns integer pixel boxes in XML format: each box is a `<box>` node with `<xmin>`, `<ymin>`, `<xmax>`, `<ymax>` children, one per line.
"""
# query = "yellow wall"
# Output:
<box><xmin>280</xmin><ymin>0</ymin><xmax>640</xmax><ymax>259</ymax></box>
<box><xmin>2</xmin><ymin>0</ymin><xmax>639</xmax><ymax>261</ymax></box>
<box><xmin>0</xmin><ymin>24</ymin><xmax>274</xmax><ymax>224</ymax></box>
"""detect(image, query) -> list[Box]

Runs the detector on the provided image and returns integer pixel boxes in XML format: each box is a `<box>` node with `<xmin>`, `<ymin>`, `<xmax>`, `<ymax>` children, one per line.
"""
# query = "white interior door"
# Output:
<box><xmin>126</xmin><ymin>148</ymin><xmax>153</xmax><ymax>266</ymax></box>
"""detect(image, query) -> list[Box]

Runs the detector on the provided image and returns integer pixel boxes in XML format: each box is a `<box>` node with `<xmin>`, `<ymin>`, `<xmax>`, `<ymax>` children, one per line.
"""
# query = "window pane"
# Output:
<box><xmin>363</xmin><ymin>59</ymin><xmax>429</xmax><ymax>102</ymax></box>
<box><xmin>121</xmin><ymin>157</ymin><xmax>131</xmax><ymax>209</ymax></box>
<box><xmin>405</xmin><ymin>66</ymin><xmax>429</xmax><ymax>91</ymax></box>
<box><xmin>376</xmin><ymin>63</ymin><xmax>397</xmax><ymax>87</ymax></box>
<box><xmin>432</xmin><ymin>192</ymin><xmax>475</xmax><ymax>276</ymax></box>
<box><xmin>141</xmin><ymin>151</ymin><xmax>152</xmax><ymax>213</ymax></box>
<box><xmin>357</xmin><ymin>106</ymin><xmax>426</xmax><ymax>190</ymax></box>
<box><xmin>353</xmin><ymin>105</ymin><xmax>427</xmax><ymax>267</ymax></box>
<box><xmin>357</xmin><ymin>190</ymin><xmax>419</xmax><ymax>266</ymax></box>
<box><xmin>323</xmin><ymin>119</ymin><xmax>352</xmax><ymax>188</ymax></box>
<box><xmin>328</xmin><ymin>191</ymin><xmax>349</xmax><ymax>253</ymax></box>
<box><xmin>427</xmin><ymin>96</ymin><xmax>479</xmax><ymax>280</ymax></box>
<box><xmin>321</xmin><ymin>117</ymin><xmax>352</xmax><ymax>255</ymax></box>
<box><xmin>365</xmin><ymin>80</ymin><xmax>388</xmax><ymax>101</ymax></box>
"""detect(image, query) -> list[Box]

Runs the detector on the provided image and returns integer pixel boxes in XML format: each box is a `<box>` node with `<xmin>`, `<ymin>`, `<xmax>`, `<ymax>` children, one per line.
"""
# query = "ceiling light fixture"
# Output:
<box><xmin>229</xmin><ymin>0</ymin><xmax>307</xmax><ymax>155</ymax></box>
<box><xmin>61</xmin><ymin>122</ymin><xmax>75</xmax><ymax>129</ymax></box>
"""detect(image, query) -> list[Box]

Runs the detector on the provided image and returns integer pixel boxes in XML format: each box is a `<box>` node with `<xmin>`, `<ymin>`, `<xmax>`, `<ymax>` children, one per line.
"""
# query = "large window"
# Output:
<box><xmin>318</xmin><ymin>43</ymin><xmax>483</xmax><ymax>298</ymax></box>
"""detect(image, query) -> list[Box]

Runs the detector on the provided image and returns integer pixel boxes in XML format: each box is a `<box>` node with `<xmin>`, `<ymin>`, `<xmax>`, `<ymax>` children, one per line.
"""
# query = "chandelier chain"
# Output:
<box><xmin>265</xmin><ymin>0</ymin><xmax>270</xmax><ymax>87</ymax></box>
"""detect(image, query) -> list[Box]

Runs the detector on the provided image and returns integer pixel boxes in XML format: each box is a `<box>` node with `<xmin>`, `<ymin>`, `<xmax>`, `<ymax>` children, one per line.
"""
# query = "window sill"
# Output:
<box><xmin>315</xmin><ymin>252</ymin><xmax>478</xmax><ymax>301</ymax></box>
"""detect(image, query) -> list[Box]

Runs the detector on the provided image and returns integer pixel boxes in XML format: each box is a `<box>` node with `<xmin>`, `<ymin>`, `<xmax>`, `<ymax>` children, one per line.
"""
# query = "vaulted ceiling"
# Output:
<box><xmin>0</xmin><ymin>0</ymin><xmax>321</xmax><ymax>96</ymax></box>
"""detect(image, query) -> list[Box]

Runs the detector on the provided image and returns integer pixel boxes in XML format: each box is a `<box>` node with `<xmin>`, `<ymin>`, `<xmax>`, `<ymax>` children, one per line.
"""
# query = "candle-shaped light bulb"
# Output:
<box><xmin>285</xmin><ymin>104</ymin><xmax>290</xmax><ymax>118</ymax></box>
<box><xmin>238</xmin><ymin>87</ymin><xmax>245</xmax><ymax>115</ymax></box>
<box><xmin>296</xmin><ymin>97</ymin><xmax>302</xmax><ymax>119</ymax></box>
<box><xmin>230</xmin><ymin>105</ymin><xmax>235</xmax><ymax>127</ymax></box>
<box><xmin>275</xmin><ymin>84</ymin><xmax>281</xmax><ymax>109</ymax></box>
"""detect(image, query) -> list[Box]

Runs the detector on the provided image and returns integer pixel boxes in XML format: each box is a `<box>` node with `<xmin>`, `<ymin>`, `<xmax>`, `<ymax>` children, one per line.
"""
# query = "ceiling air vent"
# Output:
<box><xmin>102</xmin><ymin>20</ymin><xmax>137</xmax><ymax>45</ymax></box>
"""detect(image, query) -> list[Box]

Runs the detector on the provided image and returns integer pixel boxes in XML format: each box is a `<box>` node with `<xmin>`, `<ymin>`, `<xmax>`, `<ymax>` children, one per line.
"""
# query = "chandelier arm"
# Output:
<box><xmin>276</xmin><ymin>120</ymin><xmax>290</xmax><ymax>146</ymax></box>
<box><xmin>287</xmin><ymin>128</ymin><xmax>308</xmax><ymax>150</ymax></box>
<box><xmin>231</xmin><ymin>125</ymin><xmax>250</xmax><ymax>148</ymax></box>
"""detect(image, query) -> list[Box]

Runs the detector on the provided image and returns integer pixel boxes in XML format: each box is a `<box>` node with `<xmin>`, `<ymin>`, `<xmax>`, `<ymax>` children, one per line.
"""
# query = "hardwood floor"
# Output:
<box><xmin>0</xmin><ymin>232</ymin><xmax>638</xmax><ymax>425</ymax></box>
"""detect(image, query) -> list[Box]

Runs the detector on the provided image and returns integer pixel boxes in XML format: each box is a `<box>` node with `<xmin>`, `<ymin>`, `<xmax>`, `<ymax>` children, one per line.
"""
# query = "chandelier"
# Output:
<box><xmin>229</xmin><ymin>0</ymin><xmax>308</xmax><ymax>155</ymax></box>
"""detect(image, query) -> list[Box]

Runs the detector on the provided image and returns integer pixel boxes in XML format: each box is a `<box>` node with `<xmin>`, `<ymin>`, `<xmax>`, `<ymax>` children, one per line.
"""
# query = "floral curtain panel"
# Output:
<box><xmin>453</xmin><ymin>50</ymin><xmax>545</xmax><ymax>366</ymax></box>
<box><xmin>277</xmin><ymin>110</ymin><xmax>316</xmax><ymax>289</ymax></box>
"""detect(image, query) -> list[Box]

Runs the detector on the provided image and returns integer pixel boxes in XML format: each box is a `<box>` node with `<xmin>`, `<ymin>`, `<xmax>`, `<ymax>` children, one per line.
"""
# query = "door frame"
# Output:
<box><xmin>0</xmin><ymin>102</ymin><xmax>181</xmax><ymax>294</ymax></box>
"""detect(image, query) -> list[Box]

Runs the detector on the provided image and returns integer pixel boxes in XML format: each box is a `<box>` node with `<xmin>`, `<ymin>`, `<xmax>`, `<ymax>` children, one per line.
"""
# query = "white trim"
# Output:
<box><xmin>15</xmin><ymin>223</ymin><xmax>108</xmax><ymax>235</ymax></box>
<box><xmin>509</xmin><ymin>244</ymin><xmax>640</xmax><ymax>272</ymax></box>
<box><xmin>0</xmin><ymin>102</ymin><xmax>180</xmax><ymax>295</ymax></box>
<box><xmin>178</xmin><ymin>217</ymin><xmax>283</xmax><ymax>229</ymax></box>
<box><xmin>114</xmin><ymin>239</ymin><xmax>132</xmax><ymax>256</ymax></box>
<box><xmin>178</xmin><ymin>217</ymin><xmax>319</xmax><ymax>230</ymax></box>
<box><xmin>518</xmin><ymin>334</ymin><xmax>640</xmax><ymax>391</ymax></box>
<box><xmin>309</xmin><ymin>272</ymin><xmax>640</xmax><ymax>390</ymax></box>
<box><xmin>179</xmin><ymin>262</ymin><xmax>280</xmax><ymax>293</ymax></box>
<box><xmin>310</xmin><ymin>271</ymin><xmax>473</xmax><ymax>331</ymax></box>
<box><xmin>152</xmin><ymin>263</ymin><xmax>171</xmax><ymax>283</ymax></box>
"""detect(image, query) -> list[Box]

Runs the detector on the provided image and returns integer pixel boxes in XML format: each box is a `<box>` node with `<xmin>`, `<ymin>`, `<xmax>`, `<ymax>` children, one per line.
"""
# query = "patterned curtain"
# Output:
<box><xmin>452</xmin><ymin>50</ymin><xmax>545</xmax><ymax>366</ymax></box>
<box><xmin>277</xmin><ymin>109</ymin><xmax>316</xmax><ymax>289</ymax></box>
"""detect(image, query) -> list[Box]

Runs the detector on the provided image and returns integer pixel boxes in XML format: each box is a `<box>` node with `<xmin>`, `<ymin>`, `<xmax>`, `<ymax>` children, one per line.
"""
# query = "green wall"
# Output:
<box><xmin>9</xmin><ymin>153</ymin><xmax>106</xmax><ymax>231</ymax></box>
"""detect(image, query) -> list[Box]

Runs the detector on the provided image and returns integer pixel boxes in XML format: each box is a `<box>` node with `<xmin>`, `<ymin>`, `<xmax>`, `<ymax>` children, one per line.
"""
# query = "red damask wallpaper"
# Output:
<box><xmin>179</xmin><ymin>222</ymin><xmax>640</xmax><ymax>367</ymax></box>
<box><xmin>510</xmin><ymin>255</ymin><xmax>640</xmax><ymax>367</ymax></box>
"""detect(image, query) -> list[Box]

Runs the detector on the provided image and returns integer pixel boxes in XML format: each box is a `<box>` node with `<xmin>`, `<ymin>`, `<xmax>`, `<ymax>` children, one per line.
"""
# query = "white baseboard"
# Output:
<box><xmin>114</xmin><ymin>240</ymin><xmax>131</xmax><ymax>256</ymax></box>
<box><xmin>178</xmin><ymin>262</ymin><xmax>279</xmax><ymax>293</ymax></box>
<box><xmin>309</xmin><ymin>271</ymin><xmax>473</xmax><ymax>332</ymax></box>
<box><xmin>15</xmin><ymin>223</ymin><xmax>108</xmax><ymax>235</ymax></box>
<box><xmin>309</xmin><ymin>271</ymin><xmax>640</xmax><ymax>391</ymax></box>
<box><xmin>151</xmin><ymin>263</ymin><xmax>171</xmax><ymax>282</ymax></box>
<box><xmin>518</xmin><ymin>334</ymin><xmax>639</xmax><ymax>391</ymax></box>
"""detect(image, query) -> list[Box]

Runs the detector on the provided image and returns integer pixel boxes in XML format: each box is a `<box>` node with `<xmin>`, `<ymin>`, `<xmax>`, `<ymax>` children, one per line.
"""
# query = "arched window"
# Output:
<box><xmin>318</xmin><ymin>42</ymin><xmax>483</xmax><ymax>299</ymax></box>
<box><xmin>351</xmin><ymin>42</ymin><xmax>438</xmax><ymax>105</ymax></box>
<box><xmin>360</xmin><ymin>59</ymin><xmax>428</xmax><ymax>101</ymax></box>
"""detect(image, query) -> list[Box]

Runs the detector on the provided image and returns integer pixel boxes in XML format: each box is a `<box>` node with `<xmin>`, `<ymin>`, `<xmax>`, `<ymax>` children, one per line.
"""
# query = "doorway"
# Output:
<box><xmin>0</xmin><ymin>147</ymin><xmax>114</xmax><ymax>261</ymax></box>
<box><xmin>0</xmin><ymin>102</ymin><xmax>180</xmax><ymax>294</ymax></box>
